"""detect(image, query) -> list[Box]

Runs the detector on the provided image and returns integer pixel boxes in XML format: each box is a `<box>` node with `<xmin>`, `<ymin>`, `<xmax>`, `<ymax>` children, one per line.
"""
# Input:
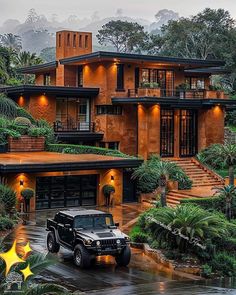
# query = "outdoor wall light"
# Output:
<box><xmin>20</xmin><ymin>180</ymin><xmax>24</xmax><ymax>186</ymax></box>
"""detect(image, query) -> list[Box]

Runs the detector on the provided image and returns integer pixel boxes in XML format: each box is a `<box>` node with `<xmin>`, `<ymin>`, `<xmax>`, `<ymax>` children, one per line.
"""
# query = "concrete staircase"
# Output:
<box><xmin>166</xmin><ymin>158</ymin><xmax>224</xmax><ymax>206</ymax></box>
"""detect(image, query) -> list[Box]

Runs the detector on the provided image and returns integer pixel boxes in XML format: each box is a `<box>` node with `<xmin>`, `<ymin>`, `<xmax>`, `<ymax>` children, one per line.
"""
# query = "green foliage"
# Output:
<box><xmin>130</xmin><ymin>225</ymin><xmax>149</xmax><ymax>243</ymax></box>
<box><xmin>14</xmin><ymin>116</ymin><xmax>32</xmax><ymax>127</ymax></box>
<box><xmin>28</xmin><ymin>127</ymin><xmax>47</xmax><ymax>137</ymax></box>
<box><xmin>0</xmin><ymin>94</ymin><xmax>18</xmax><ymax>118</ymax></box>
<box><xmin>0</xmin><ymin>184</ymin><xmax>17</xmax><ymax>211</ymax></box>
<box><xmin>132</xmin><ymin>155</ymin><xmax>192</xmax><ymax>194</ymax></box>
<box><xmin>201</xmin><ymin>264</ymin><xmax>213</xmax><ymax>278</ymax></box>
<box><xmin>140</xmin><ymin>82</ymin><xmax>159</xmax><ymax>88</ymax></box>
<box><xmin>139</xmin><ymin>204</ymin><xmax>227</xmax><ymax>253</ymax></box>
<box><xmin>24</xmin><ymin>283</ymin><xmax>69</xmax><ymax>295</ymax></box>
<box><xmin>102</xmin><ymin>185</ymin><xmax>115</xmax><ymax>197</ymax></box>
<box><xmin>97</xmin><ymin>20</ymin><xmax>148</xmax><ymax>53</ymax></box>
<box><xmin>47</xmin><ymin>143</ymin><xmax>132</xmax><ymax>158</ymax></box>
<box><xmin>16</xmin><ymin>107</ymin><xmax>36</xmax><ymax>124</ymax></box>
<box><xmin>21</xmin><ymin>188</ymin><xmax>34</xmax><ymax>200</ymax></box>
<box><xmin>210</xmin><ymin>252</ymin><xmax>236</xmax><ymax>276</ymax></box>
<box><xmin>0</xmin><ymin>216</ymin><xmax>15</xmax><ymax>231</ymax></box>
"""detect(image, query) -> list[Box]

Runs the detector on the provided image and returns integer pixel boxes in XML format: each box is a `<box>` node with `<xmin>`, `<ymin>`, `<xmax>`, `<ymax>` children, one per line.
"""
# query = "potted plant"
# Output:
<box><xmin>21</xmin><ymin>188</ymin><xmax>34</xmax><ymax>213</ymax></box>
<box><xmin>176</xmin><ymin>83</ymin><xmax>190</xmax><ymax>99</ymax></box>
<box><xmin>102</xmin><ymin>184</ymin><xmax>115</xmax><ymax>207</ymax></box>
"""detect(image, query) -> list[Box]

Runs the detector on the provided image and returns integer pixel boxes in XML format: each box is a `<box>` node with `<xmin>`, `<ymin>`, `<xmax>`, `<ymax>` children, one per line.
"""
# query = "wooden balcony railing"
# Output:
<box><xmin>54</xmin><ymin>121</ymin><xmax>95</xmax><ymax>132</ymax></box>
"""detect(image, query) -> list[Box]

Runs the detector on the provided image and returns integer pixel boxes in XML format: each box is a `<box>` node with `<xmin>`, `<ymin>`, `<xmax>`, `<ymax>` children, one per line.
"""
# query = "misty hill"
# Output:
<box><xmin>0</xmin><ymin>8</ymin><xmax>180</xmax><ymax>59</ymax></box>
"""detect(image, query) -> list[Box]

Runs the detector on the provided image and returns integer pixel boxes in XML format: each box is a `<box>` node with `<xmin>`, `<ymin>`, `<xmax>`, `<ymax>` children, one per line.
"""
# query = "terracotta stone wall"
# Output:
<box><xmin>5</xmin><ymin>168</ymin><xmax>123</xmax><ymax>212</ymax></box>
<box><xmin>35</xmin><ymin>70</ymin><xmax>56</xmax><ymax>86</ymax></box>
<box><xmin>198</xmin><ymin>106</ymin><xmax>225</xmax><ymax>152</ymax></box>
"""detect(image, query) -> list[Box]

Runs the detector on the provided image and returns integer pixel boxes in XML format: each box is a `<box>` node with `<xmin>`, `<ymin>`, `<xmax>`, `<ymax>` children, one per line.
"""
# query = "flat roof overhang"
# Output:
<box><xmin>17</xmin><ymin>61</ymin><xmax>58</xmax><ymax>74</ymax></box>
<box><xmin>55</xmin><ymin>132</ymin><xmax>104</xmax><ymax>142</ymax></box>
<box><xmin>184</xmin><ymin>66</ymin><xmax>230</xmax><ymax>75</ymax></box>
<box><xmin>59</xmin><ymin>51</ymin><xmax>225</xmax><ymax>69</ymax></box>
<box><xmin>0</xmin><ymin>152</ymin><xmax>143</xmax><ymax>173</ymax></box>
<box><xmin>0</xmin><ymin>85</ymin><xmax>99</xmax><ymax>98</ymax></box>
<box><xmin>111</xmin><ymin>97</ymin><xmax>236</xmax><ymax>108</ymax></box>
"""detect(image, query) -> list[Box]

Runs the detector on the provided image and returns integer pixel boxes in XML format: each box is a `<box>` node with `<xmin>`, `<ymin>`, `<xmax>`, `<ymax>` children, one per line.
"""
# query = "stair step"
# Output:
<box><xmin>167</xmin><ymin>192</ymin><xmax>193</xmax><ymax>199</ymax></box>
<box><xmin>166</xmin><ymin>199</ymin><xmax>180</xmax><ymax>205</ymax></box>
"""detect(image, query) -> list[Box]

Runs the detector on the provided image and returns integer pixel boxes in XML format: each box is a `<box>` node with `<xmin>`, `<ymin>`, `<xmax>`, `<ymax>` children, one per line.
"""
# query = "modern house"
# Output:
<box><xmin>0</xmin><ymin>30</ymin><xmax>234</xmax><ymax>210</ymax></box>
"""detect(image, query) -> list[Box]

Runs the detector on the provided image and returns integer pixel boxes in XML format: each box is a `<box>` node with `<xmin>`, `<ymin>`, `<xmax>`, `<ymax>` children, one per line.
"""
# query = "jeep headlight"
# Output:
<box><xmin>84</xmin><ymin>239</ymin><xmax>93</xmax><ymax>245</ymax></box>
<box><xmin>96</xmin><ymin>240</ymin><xmax>101</xmax><ymax>246</ymax></box>
<box><xmin>125</xmin><ymin>236</ymin><xmax>130</xmax><ymax>242</ymax></box>
<box><xmin>116</xmin><ymin>239</ymin><xmax>121</xmax><ymax>244</ymax></box>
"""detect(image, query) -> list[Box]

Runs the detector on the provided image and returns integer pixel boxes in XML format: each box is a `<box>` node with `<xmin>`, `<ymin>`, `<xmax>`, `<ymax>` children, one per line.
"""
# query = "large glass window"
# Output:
<box><xmin>185</xmin><ymin>77</ymin><xmax>205</xmax><ymax>90</ymax></box>
<box><xmin>55</xmin><ymin>97</ymin><xmax>90</xmax><ymax>131</ymax></box>
<box><xmin>116</xmin><ymin>64</ymin><xmax>124</xmax><ymax>90</ymax></box>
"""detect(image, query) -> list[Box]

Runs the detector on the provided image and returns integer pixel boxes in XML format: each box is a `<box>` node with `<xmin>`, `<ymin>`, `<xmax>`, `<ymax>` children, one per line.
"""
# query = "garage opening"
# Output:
<box><xmin>36</xmin><ymin>175</ymin><xmax>97</xmax><ymax>209</ymax></box>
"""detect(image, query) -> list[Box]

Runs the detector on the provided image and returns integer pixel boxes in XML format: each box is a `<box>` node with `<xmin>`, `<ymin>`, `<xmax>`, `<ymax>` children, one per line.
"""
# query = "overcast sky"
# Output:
<box><xmin>1</xmin><ymin>0</ymin><xmax>236</xmax><ymax>23</ymax></box>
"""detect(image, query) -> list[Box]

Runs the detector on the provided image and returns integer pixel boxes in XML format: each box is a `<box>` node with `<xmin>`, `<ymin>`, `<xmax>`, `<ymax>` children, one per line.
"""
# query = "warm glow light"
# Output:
<box><xmin>213</xmin><ymin>105</ymin><xmax>221</xmax><ymax>114</ymax></box>
<box><xmin>39</xmin><ymin>95</ymin><xmax>48</xmax><ymax>106</ymax></box>
<box><xmin>18</xmin><ymin>96</ymin><xmax>24</xmax><ymax>106</ymax></box>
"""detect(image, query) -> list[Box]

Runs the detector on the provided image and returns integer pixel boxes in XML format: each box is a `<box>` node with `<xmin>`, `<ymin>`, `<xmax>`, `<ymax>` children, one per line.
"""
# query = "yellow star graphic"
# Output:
<box><xmin>22</xmin><ymin>242</ymin><xmax>32</xmax><ymax>256</ymax></box>
<box><xmin>0</xmin><ymin>240</ymin><xmax>25</xmax><ymax>276</ymax></box>
<box><xmin>20</xmin><ymin>263</ymin><xmax>33</xmax><ymax>281</ymax></box>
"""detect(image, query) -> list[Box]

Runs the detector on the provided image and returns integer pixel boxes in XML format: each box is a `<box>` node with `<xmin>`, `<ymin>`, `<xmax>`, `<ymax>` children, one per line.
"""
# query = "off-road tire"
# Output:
<box><xmin>73</xmin><ymin>244</ymin><xmax>91</xmax><ymax>268</ymax></box>
<box><xmin>115</xmin><ymin>246</ymin><xmax>131</xmax><ymax>266</ymax></box>
<box><xmin>47</xmin><ymin>231</ymin><xmax>60</xmax><ymax>253</ymax></box>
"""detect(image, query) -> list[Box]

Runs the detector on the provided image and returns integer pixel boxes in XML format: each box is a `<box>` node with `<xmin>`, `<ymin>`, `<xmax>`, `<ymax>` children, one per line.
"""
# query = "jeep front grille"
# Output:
<box><xmin>100</xmin><ymin>239</ymin><xmax>117</xmax><ymax>247</ymax></box>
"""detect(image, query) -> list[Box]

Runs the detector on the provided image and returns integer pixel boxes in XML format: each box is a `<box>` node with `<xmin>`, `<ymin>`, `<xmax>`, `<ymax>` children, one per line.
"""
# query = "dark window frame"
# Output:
<box><xmin>43</xmin><ymin>73</ymin><xmax>51</xmax><ymax>86</ymax></box>
<box><xmin>116</xmin><ymin>64</ymin><xmax>124</xmax><ymax>90</ymax></box>
<box><xmin>96</xmin><ymin>105</ymin><xmax>123</xmax><ymax>115</ymax></box>
<box><xmin>108</xmin><ymin>142</ymin><xmax>119</xmax><ymax>150</ymax></box>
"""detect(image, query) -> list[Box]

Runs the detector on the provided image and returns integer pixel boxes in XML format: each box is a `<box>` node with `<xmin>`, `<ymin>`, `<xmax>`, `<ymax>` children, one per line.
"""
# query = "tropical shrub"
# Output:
<box><xmin>0</xmin><ymin>217</ymin><xmax>14</xmax><ymax>231</ymax></box>
<box><xmin>201</xmin><ymin>264</ymin><xmax>213</xmax><ymax>278</ymax></box>
<box><xmin>16</xmin><ymin>107</ymin><xmax>36</xmax><ymax>124</ymax></box>
<box><xmin>21</xmin><ymin>188</ymin><xmax>34</xmax><ymax>200</ymax></box>
<box><xmin>36</xmin><ymin>119</ymin><xmax>56</xmax><ymax>144</ymax></box>
<box><xmin>0</xmin><ymin>94</ymin><xmax>18</xmax><ymax>118</ymax></box>
<box><xmin>0</xmin><ymin>184</ymin><xmax>17</xmax><ymax>211</ymax></box>
<box><xmin>14</xmin><ymin>116</ymin><xmax>32</xmax><ymax>127</ymax></box>
<box><xmin>28</xmin><ymin>127</ymin><xmax>47</xmax><ymax>137</ymax></box>
<box><xmin>139</xmin><ymin>204</ymin><xmax>227</xmax><ymax>253</ymax></box>
<box><xmin>47</xmin><ymin>143</ymin><xmax>132</xmax><ymax>158</ymax></box>
<box><xmin>210</xmin><ymin>252</ymin><xmax>236</xmax><ymax>276</ymax></box>
<box><xmin>130</xmin><ymin>225</ymin><xmax>149</xmax><ymax>243</ymax></box>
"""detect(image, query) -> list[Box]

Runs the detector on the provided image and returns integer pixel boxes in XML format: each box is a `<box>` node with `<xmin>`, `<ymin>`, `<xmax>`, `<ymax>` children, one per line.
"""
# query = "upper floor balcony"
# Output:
<box><xmin>113</xmin><ymin>87</ymin><xmax>228</xmax><ymax>100</ymax></box>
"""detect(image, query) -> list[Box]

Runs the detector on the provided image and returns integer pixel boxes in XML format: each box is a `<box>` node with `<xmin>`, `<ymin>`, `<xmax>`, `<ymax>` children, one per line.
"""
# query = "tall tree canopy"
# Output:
<box><xmin>0</xmin><ymin>33</ymin><xmax>22</xmax><ymax>53</ymax></box>
<box><xmin>97</xmin><ymin>20</ymin><xmax>148</xmax><ymax>53</ymax></box>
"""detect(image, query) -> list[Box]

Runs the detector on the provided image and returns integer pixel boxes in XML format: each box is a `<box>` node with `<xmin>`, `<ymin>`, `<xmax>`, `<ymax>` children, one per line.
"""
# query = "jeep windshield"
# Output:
<box><xmin>74</xmin><ymin>215</ymin><xmax>114</xmax><ymax>229</ymax></box>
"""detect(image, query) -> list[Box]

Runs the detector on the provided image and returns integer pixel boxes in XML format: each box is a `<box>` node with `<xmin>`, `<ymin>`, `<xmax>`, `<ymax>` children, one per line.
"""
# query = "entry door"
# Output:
<box><xmin>160</xmin><ymin>109</ymin><xmax>174</xmax><ymax>157</ymax></box>
<box><xmin>180</xmin><ymin>110</ymin><xmax>198</xmax><ymax>157</ymax></box>
<box><xmin>123</xmin><ymin>171</ymin><xmax>137</xmax><ymax>203</ymax></box>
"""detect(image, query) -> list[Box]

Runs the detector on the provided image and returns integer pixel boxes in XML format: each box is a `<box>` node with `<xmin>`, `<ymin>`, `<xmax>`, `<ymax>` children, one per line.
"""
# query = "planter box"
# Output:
<box><xmin>138</xmin><ymin>88</ymin><xmax>161</xmax><ymax>97</ymax></box>
<box><xmin>0</xmin><ymin>143</ymin><xmax>8</xmax><ymax>153</ymax></box>
<box><xmin>8</xmin><ymin>136</ymin><xmax>45</xmax><ymax>152</ymax></box>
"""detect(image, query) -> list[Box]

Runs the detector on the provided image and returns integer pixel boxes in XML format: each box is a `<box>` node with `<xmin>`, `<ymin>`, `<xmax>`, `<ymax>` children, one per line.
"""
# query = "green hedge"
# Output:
<box><xmin>47</xmin><ymin>143</ymin><xmax>134</xmax><ymax>158</ymax></box>
<box><xmin>180</xmin><ymin>196</ymin><xmax>224</xmax><ymax>210</ymax></box>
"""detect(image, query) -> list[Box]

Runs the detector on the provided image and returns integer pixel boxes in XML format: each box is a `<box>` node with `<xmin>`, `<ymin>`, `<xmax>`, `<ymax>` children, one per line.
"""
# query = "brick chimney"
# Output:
<box><xmin>56</xmin><ymin>31</ymin><xmax>92</xmax><ymax>86</ymax></box>
<box><xmin>56</xmin><ymin>31</ymin><xmax>92</xmax><ymax>60</ymax></box>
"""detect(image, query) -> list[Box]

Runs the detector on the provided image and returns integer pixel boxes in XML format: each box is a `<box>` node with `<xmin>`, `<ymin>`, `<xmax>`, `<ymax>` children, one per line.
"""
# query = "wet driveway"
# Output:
<box><xmin>3</xmin><ymin>204</ymin><xmax>236</xmax><ymax>294</ymax></box>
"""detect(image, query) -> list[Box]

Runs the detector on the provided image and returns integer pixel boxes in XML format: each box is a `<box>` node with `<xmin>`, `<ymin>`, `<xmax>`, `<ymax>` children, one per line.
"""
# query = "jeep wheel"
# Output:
<box><xmin>115</xmin><ymin>246</ymin><xmax>131</xmax><ymax>266</ymax></box>
<box><xmin>47</xmin><ymin>232</ymin><xmax>60</xmax><ymax>253</ymax></box>
<box><xmin>74</xmin><ymin>244</ymin><xmax>91</xmax><ymax>268</ymax></box>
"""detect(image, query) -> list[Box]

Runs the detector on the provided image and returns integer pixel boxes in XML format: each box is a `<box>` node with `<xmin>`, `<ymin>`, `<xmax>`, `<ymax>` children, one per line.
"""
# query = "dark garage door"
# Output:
<box><xmin>36</xmin><ymin>175</ymin><xmax>97</xmax><ymax>209</ymax></box>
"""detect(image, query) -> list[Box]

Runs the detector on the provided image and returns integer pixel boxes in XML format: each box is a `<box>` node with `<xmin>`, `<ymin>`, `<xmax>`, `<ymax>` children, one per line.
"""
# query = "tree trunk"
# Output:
<box><xmin>159</xmin><ymin>175</ymin><xmax>167</xmax><ymax>207</ymax></box>
<box><xmin>229</xmin><ymin>165</ymin><xmax>235</xmax><ymax>186</ymax></box>
<box><xmin>160</xmin><ymin>185</ymin><xmax>167</xmax><ymax>207</ymax></box>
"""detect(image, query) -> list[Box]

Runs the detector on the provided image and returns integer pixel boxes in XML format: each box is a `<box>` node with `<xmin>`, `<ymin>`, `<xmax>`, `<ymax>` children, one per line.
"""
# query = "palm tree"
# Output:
<box><xmin>200</xmin><ymin>143</ymin><xmax>236</xmax><ymax>186</ymax></box>
<box><xmin>213</xmin><ymin>185</ymin><xmax>236</xmax><ymax>220</ymax></box>
<box><xmin>13</xmin><ymin>51</ymin><xmax>43</xmax><ymax>84</ymax></box>
<box><xmin>14</xmin><ymin>51</ymin><xmax>43</xmax><ymax>68</ymax></box>
<box><xmin>132</xmin><ymin>156</ymin><xmax>184</xmax><ymax>207</ymax></box>
<box><xmin>145</xmin><ymin>204</ymin><xmax>227</xmax><ymax>252</ymax></box>
<box><xmin>0</xmin><ymin>33</ymin><xmax>22</xmax><ymax>52</ymax></box>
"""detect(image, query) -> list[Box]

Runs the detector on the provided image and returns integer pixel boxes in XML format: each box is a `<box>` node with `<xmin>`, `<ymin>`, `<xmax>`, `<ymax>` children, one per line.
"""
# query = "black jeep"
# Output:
<box><xmin>46</xmin><ymin>209</ymin><xmax>131</xmax><ymax>268</ymax></box>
